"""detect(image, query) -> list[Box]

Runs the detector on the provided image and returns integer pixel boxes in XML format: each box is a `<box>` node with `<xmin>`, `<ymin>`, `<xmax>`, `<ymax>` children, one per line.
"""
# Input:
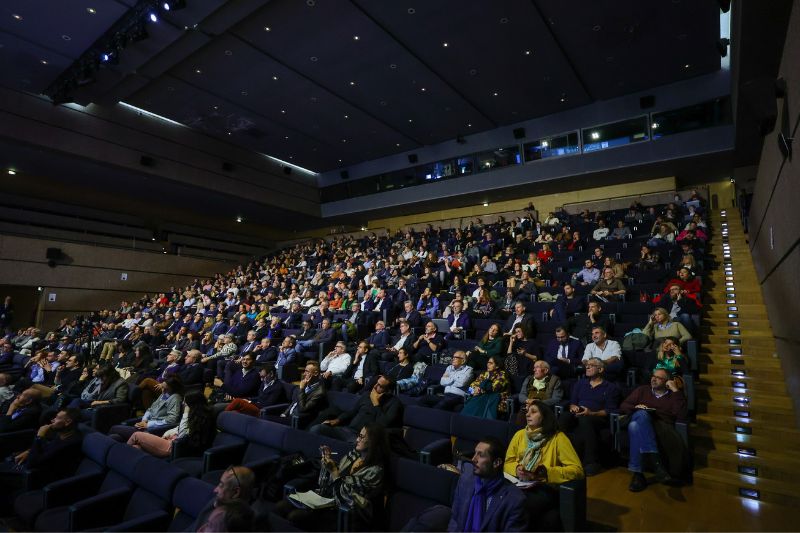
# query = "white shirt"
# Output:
<box><xmin>393</xmin><ymin>334</ymin><xmax>410</xmax><ymax>350</ymax></box>
<box><xmin>583</xmin><ymin>339</ymin><xmax>622</xmax><ymax>361</ymax></box>
<box><xmin>321</xmin><ymin>353</ymin><xmax>352</xmax><ymax>376</ymax></box>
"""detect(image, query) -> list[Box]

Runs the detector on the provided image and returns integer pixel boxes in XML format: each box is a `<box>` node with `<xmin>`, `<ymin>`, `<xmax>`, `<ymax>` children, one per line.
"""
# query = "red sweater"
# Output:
<box><xmin>620</xmin><ymin>385</ymin><xmax>687</xmax><ymax>424</ymax></box>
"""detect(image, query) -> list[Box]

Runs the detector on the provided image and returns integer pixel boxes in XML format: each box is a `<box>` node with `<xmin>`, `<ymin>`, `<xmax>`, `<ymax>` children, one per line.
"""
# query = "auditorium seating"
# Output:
<box><xmin>166</xmin><ymin>477</ymin><xmax>215</xmax><ymax>532</ymax></box>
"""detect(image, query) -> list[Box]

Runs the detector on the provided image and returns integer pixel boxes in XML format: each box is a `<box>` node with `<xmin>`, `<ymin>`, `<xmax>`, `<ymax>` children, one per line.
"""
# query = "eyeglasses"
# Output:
<box><xmin>226</xmin><ymin>466</ymin><xmax>240</xmax><ymax>489</ymax></box>
<box><xmin>585</xmin><ymin>364</ymin><xmax>601</xmax><ymax>368</ymax></box>
<box><xmin>651</xmin><ymin>375</ymin><xmax>668</xmax><ymax>381</ymax></box>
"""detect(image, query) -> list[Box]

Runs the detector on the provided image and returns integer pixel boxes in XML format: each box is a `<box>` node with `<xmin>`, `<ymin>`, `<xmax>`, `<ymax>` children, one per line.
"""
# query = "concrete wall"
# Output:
<box><xmin>747</xmin><ymin>0</ymin><xmax>800</xmax><ymax>425</ymax></box>
<box><xmin>0</xmin><ymin>234</ymin><xmax>233</xmax><ymax>330</ymax></box>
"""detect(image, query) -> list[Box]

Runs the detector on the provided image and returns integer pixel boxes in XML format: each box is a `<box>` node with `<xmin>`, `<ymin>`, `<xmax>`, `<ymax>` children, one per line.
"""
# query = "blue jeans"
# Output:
<box><xmin>296</xmin><ymin>339</ymin><xmax>314</xmax><ymax>350</ymax></box>
<box><xmin>627</xmin><ymin>410</ymin><xmax>659</xmax><ymax>472</ymax></box>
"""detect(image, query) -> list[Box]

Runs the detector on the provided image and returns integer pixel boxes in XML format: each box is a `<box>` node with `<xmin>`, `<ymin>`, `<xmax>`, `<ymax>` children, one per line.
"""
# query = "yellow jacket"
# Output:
<box><xmin>504</xmin><ymin>430</ymin><xmax>585</xmax><ymax>484</ymax></box>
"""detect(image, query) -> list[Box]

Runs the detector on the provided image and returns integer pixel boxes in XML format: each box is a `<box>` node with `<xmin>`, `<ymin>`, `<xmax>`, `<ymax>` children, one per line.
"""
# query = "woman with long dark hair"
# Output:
<box><xmin>505</xmin><ymin>400</ymin><xmax>584</xmax><ymax>531</ymax></box>
<box><xmin>126</xmin><ymin>392</ymin><xmax>215</xmax><ymax>458</ymax></box>
<box><xmin>275</xmin><ymin>423</ymin><xmax>390</xmax><ymax>531</ymax></box>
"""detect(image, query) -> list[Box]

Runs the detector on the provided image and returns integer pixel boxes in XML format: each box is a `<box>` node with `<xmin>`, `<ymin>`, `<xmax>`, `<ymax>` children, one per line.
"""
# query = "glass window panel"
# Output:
<box><xmin>651</xmin><ymin>96</ymin><xmax>732</xmax><ymax>139</ymax></box>
<box><xmin>476</xmin><ymin>145</ymin><xmax>521</xmax><ymax>173</ymax></box>
<box><xmin>524</xmin><ymin>132</ymin><xmax>579</xmax><ymax>162</ymax></box>
<box><xmin>582</xmin><ymin>117</ymin><xmax>649</xmax><ymax>153</ymax></box>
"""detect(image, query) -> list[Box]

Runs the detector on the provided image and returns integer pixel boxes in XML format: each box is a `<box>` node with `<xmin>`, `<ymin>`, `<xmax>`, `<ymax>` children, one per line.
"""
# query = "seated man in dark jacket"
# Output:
<box><xmin>309</xmin><ymin>375</ymin><xmax>402</xmax><ymax>443</ymax></box>
<box><xmin>225</xmin><ymin>363</ymin><xmax>287</xmax><ymax>417</ymax></box>
<box><xmin>0</xmin><ymin>407</ymin><xmax>83</xmax><ymax>506</ymax></box>
<box><xmin>621</xmin><ymin>367</ymin><xmax>688</xmax><ymax>492</ymax></box>
<box><xmin>567</xmin><ymin>301</ymin><xmax>612</xmax><ymax>345</ymax></box>
<box><xmin>542</xmin><ymin>327</ymin><xmax>584</xmax><ymax>378</ymax></box>
<box><xmin>265</xmin><ymin>361</ymin><xmax>327</xmax><ymax>429</ymax></box>
<box><xmin>0</xmin><ymin>388</ymin><xmax>43</xmax><ymax>434</ymax></box>
<box><xmin>220</xmin><ymin>353</ymin><xmax>261</xmax><ymax>400</ymax></box>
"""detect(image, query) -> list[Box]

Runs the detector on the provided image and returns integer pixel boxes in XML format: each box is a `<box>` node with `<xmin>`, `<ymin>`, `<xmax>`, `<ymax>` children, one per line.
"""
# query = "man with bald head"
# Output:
<box><xmin>0</xmin><ymin>388</ymin><xmax>42</xmax><ymax>433</ymax></box>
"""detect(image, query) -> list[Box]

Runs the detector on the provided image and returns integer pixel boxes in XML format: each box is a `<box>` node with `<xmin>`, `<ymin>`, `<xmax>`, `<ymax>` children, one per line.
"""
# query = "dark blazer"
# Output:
<box><xmin>399</xmin><ymin>310</ymin><xmax>423</xmax><ymax>328</ymax></box>
<box><xmin>178</xmin><ymin>363</ymin><xmax>204</xmax><ymax>387</ymax></box>
<box><xmin>254</xmin><ymin>346</ymin><xmax>278</xmax><ymax>363</ymax></box>
<box><xmin>366</xmin><ymin>330</ymin><xmax>389</xmax><ymax>349</ymax></box>
<box><xmin>447</xmin><ymin>469</ymin><xmax>527</xmax><ymax>532</ymax></box>
<box><xmin>543</xmin><ymin>337</ymin><xmax>584</xmax><ymax>368</ymax></box>
<box><xmin>503</xmin><ymin>313</ymin><xmax>536</xmax><ymax>338</ymax></box>
<box><xmin>284</xmin><ymin>380</ymin><xmax>327</xmax><ymax>427</ymax></box>
<box><xmin>0</xmin><ymin>403</ymin><xmax>42</xmax><ymax>432</ymax></box>
<box><xmin>446</xmin><ymin>313</ymin><xmax>472</xmax><ymax>339</ymax></box>
<box><xmin>386</xmin><ymin>333</ymin><xmax>414</xmax><ymax>354</ymax></box>
<box><xmin>311</xmin><ymin>309</ymin><xmax>334</xmax><ymax>327</ymax></box>
<box><xmin>254</xmin><ymin>379</ymin><xmax>288</xmax><ymax>408</ymax></box>
<box><xmin>283</xmin><ymin>312</ymin><xmax>303</xmax><ymax>329</ymax></box>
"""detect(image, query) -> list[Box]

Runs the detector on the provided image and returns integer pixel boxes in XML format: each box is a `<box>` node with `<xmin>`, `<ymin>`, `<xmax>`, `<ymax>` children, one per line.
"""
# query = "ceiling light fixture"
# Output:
<box><xmin>493</xmin><ymin>92</ymin><xmax>498</xmax><ymax>96</ymax></box>
<box><xmin>344</xmin><ymin>114</ymin><xmax>349</xmax><ymax>119</ymax></box>
<box><xmin>349</xmin><ymin>81</ymin><xmax>355</xmax><ymax>86</ymax></box>
<box><xmin>12</xmin><ymin>14</ymin><xmax>22</xmax><ymax>20</ymax></box>
<box><xmin>195</xmin><ymin>68</ymin><xmax>201</xmax><ymax>74</ymax></box>
<box><xmin>353</xmin><ymin>35</ymin><xmax>360</xmax><ymax>40</ymax></box>
<box><xmin>7</xmin><ymin>169</ymin><xmax>17</xmax><ymax>175</ymax></box>
<box><xmin>61</xmin><ymin>34</ymin><xmax>71</xmax><ymax>40</ymax></box>
<box><xmin>149</xmin><ymin>12</ymin><xmax>158</xmax><ymax>22</ymax></box>
<box><xmin>236</xmin><ymin>216</ymin><xmax>243</xmax><ymax>223</ymax></box>
<box><xmin>421</xmin><ymin>87</ymin><xmax>426</xmax><ymax>92</ymax></box>
<box><xmin>40</xmin><ymin>59</ymin><xmax>48</xmax><ymax>65</ymax></box>
<box><xmin>264</xmin><ymin>26</ymin><xmax>271</xmax><ymax>31</ymax></box>
<box><xmin>684</xmin><ymin>63</ymin><xmax>690</xmax><ymax>68</ymax></box>
<box><xmin>442</xmin><ymin>42</ymin><xmax>449</xmax><ymax>47</ymax></box>
<box><xmin>87</xmin><ymin>8</ymin><xmax>97</xmax><ymax>14</ymax></box>
<box><xmin>590</xmin><ymin>131</ymin><xmax>600</xmax><ymax>140</ymax></box>
<box><xmin>524</xmin><ymin>50</ymin><xmax>531</xmax><ymax>55</ymax></box>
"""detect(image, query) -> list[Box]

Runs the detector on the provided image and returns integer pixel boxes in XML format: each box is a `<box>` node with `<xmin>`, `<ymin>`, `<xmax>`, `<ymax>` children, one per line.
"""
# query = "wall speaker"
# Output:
<box><xmin>512</xmin><ymin>127</ymin><xmax>526</xmax><ymax>139</ymax></box>
<box><xmin>283</xmin><ymin>166</ymin><xmax>292</xmax><ymax>175</ymax></box>
<box><xmin>139</xmin><ymin>155</ymin><xmax>156</xmax><ymax>167</ymax></box>
<box><xmin>640</xmin><ymin>95</ymin><xmax>655</xmax><ymax>109</ymax></box>
<box><xmin>456</xmin><ymin>134</ymin><xmax>466</xmax><ymax>144</ymax></box>
<box><xmin>741</xmin><ymin>78</ymin><xmax>780</xmax><ymax>136</ymax></box>
<box><xmin>408</xmin><ymin>154</ymin><xmax>418</xmax><ymax>164</ymax></box>
<box><xmin>46</xmin><ymin>247</ymin><xmax>62</xmax><ymax>268</ymax></box>
<box><xmin>340</xmin><ymin>170</ymin><xmax>349</xmax><ymax>180</ymax></box>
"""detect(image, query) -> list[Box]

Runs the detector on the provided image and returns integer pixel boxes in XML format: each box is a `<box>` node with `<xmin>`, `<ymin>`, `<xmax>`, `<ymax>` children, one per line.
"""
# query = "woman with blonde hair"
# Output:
<box><xmin>643</xmin><ymin>307</ymin><xmax>692</xmax><ymax>348</ymax></box>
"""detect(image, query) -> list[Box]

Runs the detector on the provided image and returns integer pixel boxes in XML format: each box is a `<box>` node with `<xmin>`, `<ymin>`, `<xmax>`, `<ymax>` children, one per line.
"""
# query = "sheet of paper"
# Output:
<box><xmin>288</xmin><ymin>491</ymin><xmax>335</xmax><ymax>509</ymax></box>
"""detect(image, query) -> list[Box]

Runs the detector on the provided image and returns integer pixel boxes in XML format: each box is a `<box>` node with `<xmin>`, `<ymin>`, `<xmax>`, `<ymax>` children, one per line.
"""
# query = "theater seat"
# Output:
<box><xmin>171</xmin><ymin>411</ymin><xmax>253</xmax><ymax>478</ymax></box>
<box><xmin>383</xmin><ymin>457</ymin><xmax>458</xmax><ymax>531</ymax></box>
<box><xmin>34</xmin><ymin>444</ymin><xmax>147</xmax><ymax>532</ymax></box>
<box><xmin>70</xmin><ymin>456</ymin><xmax>187</xmax><ymax>531</ymax></box>
<box><xmin>13</xmin><ymin>432</ymin><xmax>116</xmax><ymax>530</ymax></box>
<box><xmin>167</xmin><ymin>477</ymin><xmax>215</xmax><ymax>532</ymax></box>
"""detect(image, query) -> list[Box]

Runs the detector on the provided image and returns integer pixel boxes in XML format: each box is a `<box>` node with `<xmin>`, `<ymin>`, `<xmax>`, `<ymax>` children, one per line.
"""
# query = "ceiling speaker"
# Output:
<box><xmin>512</xmin><ymin>128</ymin><xmax>526</xmax><ymax>139</ymax></box>
<box><xmin>139</xmin><ymin>155</ymin><xmax>156</xmax><ymax>167</ymax></box>
<box><xmin>408</xmin><ymin>154</ymin><xmax>418</xmax><ymax>164</ymax></box>
<box><xmin>640</xmin><ymin>95</ymin><xmax>655</xmax><ymax>109</ymax></box>
<box><xmin>222</xmin><ymin>162</ymin><xmax>235</xmax><ymax>172</ymax></box>
<box><xmin>283</xmin><ymin>166</ymin><xmax>292</xmax><ymax>175</ymax></box>
<box><xmin>340</xmin><ymin>170</ymin><xmax>349</xmax><ymax>180</ymax></box>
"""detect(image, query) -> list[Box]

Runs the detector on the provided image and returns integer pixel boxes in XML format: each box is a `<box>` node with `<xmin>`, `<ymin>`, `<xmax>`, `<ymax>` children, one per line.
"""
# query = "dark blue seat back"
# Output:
<box><xmin>81</xmin><ymin>432</ymin><xmax>117</xmax><ymax>473</ymax></box>
<box><xmin>403</xmin><ymin>406</ymin><xmax>452</xmax><ymax>451</ymax></box>
<box><xmin>282</xmin><ymin>428</ymin><xmax>351</xmax><ymax>458</ymax></box>
<box><xmin>101</xmin><ymin>443</ymin><xmax>147</xmax><ymax>492</ymax></box>
<box><xmin>386</xmin><ymin>458</ymin><xmax>458</xmax><ymax>530</ymax></box>
<box><xmin>327</xmin><ymin>391</ymin><xmax>360</xmax><ymax>413</ymax></box>
<box><xmin>451</xmin><ymin>415</ymin><xmax>514</xmax><ymax>460</ymax></box>
<box><xmin>241</xmin><ymin>419</ymin><xmax>290</xmax><ymax>465</ymax></box>
<box><xmin>125</xmin><ymin>457</ymin><xmax>186</xmax><ymax>520</ymax></box>
<box><xmin>168</xmin><ymin>477</ymin><xmax>215</xmax><ymax>531</ymax></box>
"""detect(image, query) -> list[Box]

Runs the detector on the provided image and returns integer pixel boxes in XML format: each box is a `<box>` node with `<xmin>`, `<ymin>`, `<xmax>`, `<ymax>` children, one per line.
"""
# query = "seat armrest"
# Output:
<box><xmin>90</xmin><ymin>403</ymin><xmax>131</xmax><ymax>434</ymax></box>
<box><xmin>68</xmin><ymin>486</ymin><xmax>131</xmax><ymax>531</ymax></box>
<box><xmin>43</xmin><ymin>471</ymin><xmax>105</xmax><ymax>508</ymax></box>
<box><xmin>426</xmin><ymin>384</ymin><xmax>444</xmax><ymax>396</ymax></box>
<box><xmin>203</xmin><ymin>442</ymin><xmax>248</xmax><ymax>473</ymax></box>
<box><xmin>338</xmin><ymin>505</ymin><xmax>354</xmax><ymax>532</ymax></box>
<box><xmin>686</xmin><ymin>340</ymin><xmax>698</xmax><ymax>371</ymax></box>
<box><xmin>261</xmin><ymin>403</ymin><xmax>289</xmax><ymax>416</ymax></box>
<box><xmin>418</xmin><ymin>437</ymin><xmax>452</xmax><ymax>465</ymax></box>
<box><xmin>559</xmin><ymin>478</ymin><xmax>587</xmax><ymax>532</ymax></box>
<box><xmin>284</xmin><ymin>477</ymin><xmax>317</xmax><ymax>498</ymax></box>
<box><xmin>626</xmin><ymin>368</ymin><xmax>637</xmax><ymax>388</ymax></box>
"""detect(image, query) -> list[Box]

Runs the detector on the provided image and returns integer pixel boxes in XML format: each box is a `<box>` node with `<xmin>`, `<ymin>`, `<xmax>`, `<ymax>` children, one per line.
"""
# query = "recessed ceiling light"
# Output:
<box><xmin>284</xmin><ymin>136</ymin><xmax>289</xmax><ymax>140</ymax></box>
<box><xmin>310</xmin><ymin>56</ymin><xmax>318</xmax><ymax>62</ymax></box>
<box><xmin>224</xmin><ymin>50</ymin><xmax>233</xmax><ymax>56</ymax></box>
<box><xmin>241</xmin><ymin>90</ymin><xmax>248</xmax><ymax>96</ymax></box>
<box><xmin>280</xmin><ymin>109</ymin><xmax>286</xmax><ymax>114</ymax></box>
<box><xmin>86</xmin><ymin>8</ymin><xmax>97</xmax><ymax>15</ymax></box>
<box><xmin>341</xmin><ymin>139</ymin><xmax>347</xmax><ymax>143</ymax></box>
<box><xmin>442</xmin><ymin>42</ymin><xmax>449</xmax><ymax>47</ymax></box>
<box><xmin>226</xmin><ymin>131</ymin><xmax>231</xmax><ymax>135</ymax></box>
<box><xmin>213</xmin><ymin>105</ymin><xmax>218</xmax><ymax>110</ymax></box>
<box><xmin>61</xmin><ymin>34</ymin><xmax>71</xmax><ymax>40</ymax></box>
<box><xmin>684</xmin><ymin>63</ymin><xmax>691</xmax><ymax>68</ymax></box>
<box><xmin>590</xmin><ymin>131</ymin><xmax>600</xmax><ymax>140</ymax></box>
<box><xmin>353</xmin><ymin>35</ymin><xmax>360</xmax><ymax>41</ymax></box>
<box><xmin>149</xmin><ymin>12</ymin><xmax>158</xmax><ymax>22</ymax></box>
<box><xmin>349</xmin><ymin>81</ymin><xmax>355</xmax><ymax>86</ymax></box>
<box><xmin>344</xmin><ymin>114</ymin><xmax>349</xmax><ymax>119</ymax></box>
<box><xmin>389</xmin><ymin>63</ymin><xmax>397</xmax><ymax>69</ymax></box>
<box><xmin>407</xmin><ymin>7</ymin><xmax>416</xmax><ymax>14</ymax></box>
<box><xmin>408</xmin><ymin>119</ymin><xmax>413</xmax><ymax>123</ymax></box>
<box><xmin>306</xmin><ymin>0</ymin><xmax>315</xmax><ymax>6</ymax></box>
<box><xmin>264</xmin><ymin>26</ymin><xmax>271</xmax><ymax>31</ymax></box>
<box><xmin>592</xmin><ymin>25</ymin><xmax>601</xmax><ymax>31</ymax></box>
<box><xmin>499</xmin><ymin>17</ymin><xmax>508</xmax><ymax>23</ymax></box>
<box><xmin>560</xmin><ymin>94</ymin><xmax>567</xmax><ymax>102</ymax></box>
<box><xmin>395</xmin><ymin>143</ymin><xmax>400</xmax><ymax>147</ymax></box>
<box><xmin>493</xmin><ymin>92</ymin><xmax>498</xmax><ymax>96</ymax></box>
<box><xmin>338</xmin><ymin>159</ymin><xmax>342</xmax><ymax>162</ymax></box>
<box><xmin>195</xmin><ymin>68</ymin><xmax>202</xmax><ymax>74</ymax></box>
<box><xmin>7</xmin><ymin>169</ymin><xmax>17</xmax><ymax>175</ymax></box>
<box><xmin>40</xmin><ymin>59</ymin><xmax>48</xmax><ymax>65</ymax></box>
<box><xmin>12</xmin><ymin>14</ymin><xmax>22</xmax><ymax>20</ymax></box>
<box><xmin>469</xmin><ymin>68</ymin><xmax>477</xmax><ymax>76</ymax></box>
<box><xmin>467</xmin><ymin>123</ymin><xmax>472</xmax><ymax>127</ymax></box>
<box><xmin>524</xmin><ymin>50</ymin><xmax>531</xmax><ymax>55</ymax></box>
<box><xmin>272</xmin><ymin>75</ymin><xmax>278</xmax><ymax>80</ymax></box>
<box><xmin>236</xmin><ymin>216</ymin><xmax>243</xmax><ymax>223</ymax></box>
<box><xmin>421</xmin><ymin>87</ymin><xmax>426</xmax><ymax>92</ymax></box>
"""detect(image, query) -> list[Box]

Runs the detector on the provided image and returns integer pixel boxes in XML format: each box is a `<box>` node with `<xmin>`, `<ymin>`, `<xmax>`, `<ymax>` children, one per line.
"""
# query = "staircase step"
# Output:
<box><xmin>698</xmin><ymin>375</ymin><xmax>788</xmax><ymax>392</ymax></box>
<box><xmin>693</xmin><ymin>467</ymin><xmax>800</xmax><ymax>506</ymax></box>
<box><xmin>701</xmin><ymin>364</ymin><xmax>786</xmax><ymax>381</ymax></box>
<box><xmin>700</xmin><ymin>400</ymin><xmax>795</xmax><ymax>422</ymax></box>
<box><xmin>695</xmin><ymin>412</ymin><xmax>800</xmax><ymax>437</ymax></box>
<box><xmin>696</xmin><ymin>385</ymin><xmax>794</xmax><ymax>407</ymax></box>
<box><xmin>690</xmin><ymin>425</ymin><xmax>800</xmax><ymax>451</ymax></box>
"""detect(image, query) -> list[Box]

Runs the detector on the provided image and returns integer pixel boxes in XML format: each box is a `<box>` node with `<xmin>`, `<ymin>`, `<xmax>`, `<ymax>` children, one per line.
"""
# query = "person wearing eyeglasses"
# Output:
<box><xmin>310</xmin><ymin>375</ymin><xmax>402</xmax><ymax>443</ymax></box>
<box><xmin>620</xmin><ymin>367</ymin><xmax>688</xmax><ymax>492</ymax></box>
<box><xmin>557</xmin><ymin>358</ymin><xmax>621</xmax><ymax>477</ymax></box>
<box><xmin>194</xmin><ymin>466</ymin><xmax>260</xmax><ymax>532</ymax></box>
<box><xmin>274</xmin><ymin>423</ymin><xmax>390</xmax><ymax>531</ymax></box>
<box><xmin>418</xmin><ymin>350</ymin><xmax>474</xmax><ymax>411</ymax></box>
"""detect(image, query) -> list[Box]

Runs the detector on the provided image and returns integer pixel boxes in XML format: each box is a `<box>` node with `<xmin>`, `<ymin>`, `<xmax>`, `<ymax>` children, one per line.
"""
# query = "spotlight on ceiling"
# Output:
<box><xmin>7</xmin><ymin>169</ymin><xmax>17</xmax><ymax>175</ymax></box>
<box><xmin>236</xmin><ymin>216</ymin><xmax>243</xmax><ymax>223</ymax></box>
<box><xmin>149</xmin><ymin>12</ymin><xmax>158</xmax><ymax>22</ymax></box>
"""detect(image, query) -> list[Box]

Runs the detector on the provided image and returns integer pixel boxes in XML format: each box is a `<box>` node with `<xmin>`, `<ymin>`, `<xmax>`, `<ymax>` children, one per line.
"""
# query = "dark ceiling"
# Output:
<box><xmin>0</xmin><ymin>0</ymin><xmax>722</xmax><ymax>174</ymax></box>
